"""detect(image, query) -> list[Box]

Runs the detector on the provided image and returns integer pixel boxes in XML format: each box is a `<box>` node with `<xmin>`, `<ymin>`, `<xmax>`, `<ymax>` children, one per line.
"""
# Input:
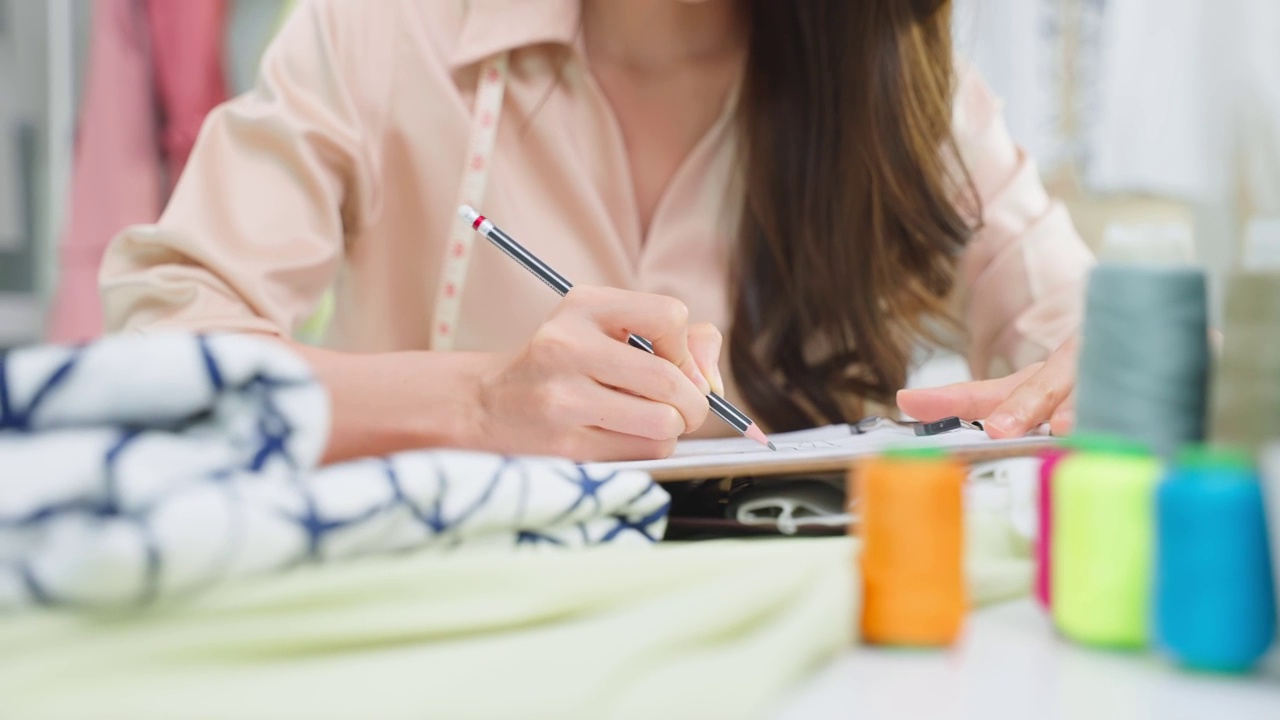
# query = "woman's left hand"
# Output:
<box><xmin>896</xmin><ymin>337</ymin><xmax>1079</xmax><ymax>438</ymax></box>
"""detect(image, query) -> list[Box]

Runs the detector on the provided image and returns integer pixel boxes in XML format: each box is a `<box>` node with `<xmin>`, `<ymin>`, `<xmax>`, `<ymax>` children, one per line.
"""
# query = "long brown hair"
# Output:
<box><xmin>730</xmin><ymin>0</ymin><xmax>977</xmax><ymax>431</ymax></box>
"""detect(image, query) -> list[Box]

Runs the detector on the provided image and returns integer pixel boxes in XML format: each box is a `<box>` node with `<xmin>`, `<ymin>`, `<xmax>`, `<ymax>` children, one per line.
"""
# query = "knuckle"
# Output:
<box><xmin>705</xmin><ymin>324</ymin><xmax>724</xmax><ymax>346</ymax></box>
<box><xmin>550</xmin><ymin>434</ymin><xmax>581</xmax><ymax>460</ymax></box>
<box><xmin>531</xmin><ymin>323</ymin><xmax>576</xmax><ymax>359</ymax></box>
<box><xmin>689</xmin><ymin>322</ymin><xmax>723</xmax><ymax>349</ymax></box>
<box><xmin>681</xmin><ymin>402</ymin><xmax>710</xmax><ymax>432</ymax></box>
<box><xmin>694</xmin><ymin>321</ymin><xmax>721</xmax><ymax>339</ymax></box>
<box><xmin>536</xmin><ymin>382</ymin><xmax>575</xmax><ymax>419</ymax></box>
<box><xmin>646</xmin><ymin>363</ymin><xmax>684</xmax><ymax>401</ymax></box>
<box><xmin>1026</xmin><ymin>377</ymin><xmax>1068</xmax><ymax>408</ymax></box>
<box><xmin>648</xmin><ymin>405</ymin><xmax>685</xmax><ymax>439</ymax></box>
<box><xmin>653</xmin><ymin>297</ymin><xmax>688</xmax><ymax>329</ymax></box>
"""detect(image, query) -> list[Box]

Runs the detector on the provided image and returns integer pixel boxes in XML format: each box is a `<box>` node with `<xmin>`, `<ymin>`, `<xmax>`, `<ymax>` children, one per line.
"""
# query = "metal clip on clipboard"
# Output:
<box><xmin>853</xmin><ymin>415</ymin><xmax>984</xmax><ymax>437</ymax></box>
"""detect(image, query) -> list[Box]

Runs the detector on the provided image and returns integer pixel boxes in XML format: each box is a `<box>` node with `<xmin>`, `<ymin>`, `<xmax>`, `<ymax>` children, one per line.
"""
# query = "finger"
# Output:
<box><xmin>576</xmin><ymin>382</ymin><xmax>689</xmax><ymax>441</ymax></box>
<box><xmin>985</xmin><ymin>353</ymin><xmax>1076</xmax><ymax>439</ymax></box>
<box><xmin>578</xmin><ymin>332</ymin><xmax>709</xmax><ymax>433</ymax></box>
<box><xmin>687</xmin><ymin>323</ymin><xmax>725</xmax><ymax>396</ymax></box>
<box><xmin>896</xmin><ymin>363</ymin><xmax>1040</xmax><ymax>422</ymax></box>
<box><xmin>569</xmin><ymin>287</ymin><xmax>709</xmax><ymax>394</ymax></box>
<box><xmin>576</xmin><ymin>428</ymin><xmax>678</xmax><ymax>463</ymax></box>
<box><xmin>1049</xmin><ymin>393</ymin><xmax>1075</xmax><ymax>436</ymax></box>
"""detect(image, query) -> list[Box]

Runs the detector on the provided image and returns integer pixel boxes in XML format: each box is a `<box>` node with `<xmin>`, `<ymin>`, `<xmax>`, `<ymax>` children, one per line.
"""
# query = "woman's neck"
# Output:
<box><xmin>581</xmin><ymin>0</ymin><xmax>746</xmax><ymax>72</ymax></box>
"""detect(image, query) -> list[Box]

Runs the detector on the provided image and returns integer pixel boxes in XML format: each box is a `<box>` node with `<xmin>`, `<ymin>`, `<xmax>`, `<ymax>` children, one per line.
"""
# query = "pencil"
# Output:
<box><xmin>459</xmin><ymin>205</ymin><xmax>776</xmax><ymax>450</ymax></box>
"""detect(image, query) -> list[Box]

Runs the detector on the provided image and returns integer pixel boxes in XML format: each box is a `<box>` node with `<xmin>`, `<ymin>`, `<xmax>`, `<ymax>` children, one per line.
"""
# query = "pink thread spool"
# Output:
<box><xmin>1037</xmin><ymin>449</ymin><xmax>1070</xmax><ymax>609</ymax></box>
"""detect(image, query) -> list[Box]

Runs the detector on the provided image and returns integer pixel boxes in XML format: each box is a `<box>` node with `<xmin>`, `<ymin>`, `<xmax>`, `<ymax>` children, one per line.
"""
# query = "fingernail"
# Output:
<box><xmin>988</xmin><ymin>413</ymin><xmax>1017</xmax><ymax>435</ymax></box>
<box><xmin>690</xmin><ymin>365</ymin><xmax>711</xmax><ymax>395</ymax></box>
<box><xmin>709</xmin><ymin>366</ymin><xmax>725</xmax><ymax>396</ymax></box>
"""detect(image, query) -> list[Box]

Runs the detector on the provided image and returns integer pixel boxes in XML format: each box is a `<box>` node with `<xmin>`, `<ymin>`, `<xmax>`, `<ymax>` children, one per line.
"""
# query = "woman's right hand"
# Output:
<box><xmin>472</xmin><ymin>286</ymin><xmax>725</xmax><ymax>462</ymax></box>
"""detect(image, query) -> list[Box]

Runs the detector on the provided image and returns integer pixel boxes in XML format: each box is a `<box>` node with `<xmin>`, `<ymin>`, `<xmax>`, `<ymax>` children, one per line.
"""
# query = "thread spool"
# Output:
<box><xmin>1207</xmin><ymin>272</ymin><xmax>1280</xmax><ymax>454</ymax></box>
<box><xmin>855</xmin><ymin>449</ymin><xmax>966</xmax><ymax>646</ymax></box>
<box><xmin>1262</xmin><ymin>445</ymin><xmax>1280</xmax><ymax>637</ymax></box>
<box><xmin>1155</xmin><ymin>447</ymin><xmax>1276</xmax><ymax>672</ymax></box>
<box><xmin>1075</xmin><ymin>264</ymin><xmax>1210</xmax><ymax>458</ymax></box>
<box><xmin>1052</xmin><ymin>438</ymin><xmax>1161</xmax><ymax>648</ymax></box>
<box><xmin>1036</xmin><ymin>448</ymin><xmax>1070</xmax><ymax>610</ymax></box>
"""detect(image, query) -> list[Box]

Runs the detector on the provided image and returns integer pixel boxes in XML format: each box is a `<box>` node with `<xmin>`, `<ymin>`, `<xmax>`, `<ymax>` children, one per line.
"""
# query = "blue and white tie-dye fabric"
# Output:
<box><xmin>0</xmin><ymin>334</ymin><xmax>668</xmax><ymax>610</ymax></box>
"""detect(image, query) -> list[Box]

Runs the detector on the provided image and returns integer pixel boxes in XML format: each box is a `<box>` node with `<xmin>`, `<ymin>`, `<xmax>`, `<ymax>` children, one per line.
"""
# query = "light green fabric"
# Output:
<box><xmin>0</xmin><ymin>515</ymin><xmax>1033</xmax><ymax>720</ymax></box>
<box><xmin>0</xmin><ymin>539</ymin><xmax>857</xmax><ymax>720</ymax></box>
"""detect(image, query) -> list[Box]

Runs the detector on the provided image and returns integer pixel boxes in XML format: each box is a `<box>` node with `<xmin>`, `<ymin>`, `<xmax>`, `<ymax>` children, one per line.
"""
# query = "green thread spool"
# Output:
<box><xmin>1075</xmin><ymin>264</ymin><xmax>1210</xmax><ymax>458</ymax></box>
<box><xmin>1208</xmin><ymin>272</ymin><xmax>1280</xmax><ymax>454</ymax></box>
<box><xmin>1052</xmin><ymin>442</ymin><xmax>1162</xmax><ymax>649</ymax></box>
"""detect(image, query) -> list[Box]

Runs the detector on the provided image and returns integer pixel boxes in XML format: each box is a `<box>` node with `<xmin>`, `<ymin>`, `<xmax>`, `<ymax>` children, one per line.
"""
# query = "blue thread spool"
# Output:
<box><xmin>1155</xmin><ymin>447</ymin><xmax>1276</xmax><ymax>672</ymax></box>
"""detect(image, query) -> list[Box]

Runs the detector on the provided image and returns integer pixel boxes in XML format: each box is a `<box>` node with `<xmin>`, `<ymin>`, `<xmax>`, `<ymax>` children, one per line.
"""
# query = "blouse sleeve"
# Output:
<box><xmin>950</xmin><ymin>66</ymin><xmax>1096</xmax><ymax>379</ymax></box>
<box><xmin>99</xmin><ymin>0</ymin><xmax>392</xmax><ymax>336</ymax></box>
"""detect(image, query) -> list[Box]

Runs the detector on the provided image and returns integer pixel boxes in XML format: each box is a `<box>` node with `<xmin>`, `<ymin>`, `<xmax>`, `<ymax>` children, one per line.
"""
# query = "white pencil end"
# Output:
<box><xmin>458</xmin><ymin>205</ymin><xmax>480</xmax><ymax>225</ymax></box>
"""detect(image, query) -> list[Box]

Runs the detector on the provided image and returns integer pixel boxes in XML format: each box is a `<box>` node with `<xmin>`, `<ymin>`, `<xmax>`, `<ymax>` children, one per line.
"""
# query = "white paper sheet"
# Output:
<box><xmin>586</xmin><ymin>424</ymin><xmax>1052</xmax><ymax>476</ymax></box>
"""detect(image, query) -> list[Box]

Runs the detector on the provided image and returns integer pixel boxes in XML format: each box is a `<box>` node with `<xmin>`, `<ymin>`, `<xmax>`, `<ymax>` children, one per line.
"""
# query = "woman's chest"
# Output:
<box><xmin>351</xmin><ymin>53</ymin><xmax>744</xmax><ymax>356</ymax></box>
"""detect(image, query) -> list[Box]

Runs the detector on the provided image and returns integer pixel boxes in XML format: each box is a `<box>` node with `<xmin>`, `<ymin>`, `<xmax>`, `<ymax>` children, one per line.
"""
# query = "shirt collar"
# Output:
<box><xmin>450</xmin><ymin>0</ymin><xmax>581</xmax><ymax>69</ymax></box>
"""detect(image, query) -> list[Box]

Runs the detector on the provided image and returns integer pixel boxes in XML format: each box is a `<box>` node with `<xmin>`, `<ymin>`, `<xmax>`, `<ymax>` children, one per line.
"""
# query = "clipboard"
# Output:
<box><xmin>584</xmin><ymin>421</ymin><xmax>1058</xmax><ymax>482</ymax></box>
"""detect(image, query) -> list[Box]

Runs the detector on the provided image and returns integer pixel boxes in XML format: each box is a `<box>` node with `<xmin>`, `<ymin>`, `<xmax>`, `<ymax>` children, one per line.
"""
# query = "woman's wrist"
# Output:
<box><xmin>285</xmin><ymin>342</ymin><xmax>500</xmax><ymax>463</ymax></box>
<box><xmin>408</xmin><ymin>351</ymin><xmax>495</xmax><ymax>452</ymax></box>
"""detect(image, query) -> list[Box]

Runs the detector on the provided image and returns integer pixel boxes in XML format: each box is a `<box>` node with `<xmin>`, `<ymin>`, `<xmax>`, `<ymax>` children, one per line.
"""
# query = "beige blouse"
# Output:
<box><xmin>100</xmin><ymin>0</ymin><xmax>1095</xmax><ymax>421</ymax></box>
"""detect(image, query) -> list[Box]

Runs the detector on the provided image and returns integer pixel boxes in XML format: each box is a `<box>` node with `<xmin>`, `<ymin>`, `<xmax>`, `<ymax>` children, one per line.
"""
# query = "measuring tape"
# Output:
<box><xmin>429</xmin><ymin>53</ymin><xmax>510</xmax><ymax>350</ymax></box>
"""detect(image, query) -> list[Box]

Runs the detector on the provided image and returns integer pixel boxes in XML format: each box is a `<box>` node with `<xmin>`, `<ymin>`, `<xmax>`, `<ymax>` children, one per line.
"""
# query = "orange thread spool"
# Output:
<box><xmin>854</xmin><ymin>449</ymin><xmax>967</xmax><ymax>645</ymax></box>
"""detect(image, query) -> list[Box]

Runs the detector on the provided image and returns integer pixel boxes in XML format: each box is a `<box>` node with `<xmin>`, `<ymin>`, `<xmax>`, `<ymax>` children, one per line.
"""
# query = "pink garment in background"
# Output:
<box><xmin>46</xmin><ymin>0</ymin><xmax>226</xmax><ymax>343</ymax></box>
<box><xmin>146</xmin><ymin>0</ymin><xmax>229</xmax><ymax>193</ymax></box>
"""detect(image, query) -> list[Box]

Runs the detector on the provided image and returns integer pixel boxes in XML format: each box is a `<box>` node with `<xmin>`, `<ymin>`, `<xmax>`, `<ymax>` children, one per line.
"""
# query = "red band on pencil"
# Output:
<box><xmin>472</xmin><ymin>215</ymin><xmax>486</xmax><ymax>230</ymax></box>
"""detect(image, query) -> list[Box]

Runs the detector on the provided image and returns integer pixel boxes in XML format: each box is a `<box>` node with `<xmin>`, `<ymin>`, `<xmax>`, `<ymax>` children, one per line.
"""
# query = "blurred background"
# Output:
<box><xmin>0</xmin><ymin>0</ymin><xmax>1277</xmax><ymax>350</ymax></box>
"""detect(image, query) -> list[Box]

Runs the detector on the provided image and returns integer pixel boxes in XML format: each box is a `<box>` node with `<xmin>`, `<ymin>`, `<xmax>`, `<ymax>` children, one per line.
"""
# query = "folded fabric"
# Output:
<box><xmin>0</xmin><ymin>333</ymin><xmax>667</xmax><ymax>610</ymax></box>
<box><xmin>0</xmin><ymin>538</ymin><xmax>856</xmax><ymax>720</ymax></box>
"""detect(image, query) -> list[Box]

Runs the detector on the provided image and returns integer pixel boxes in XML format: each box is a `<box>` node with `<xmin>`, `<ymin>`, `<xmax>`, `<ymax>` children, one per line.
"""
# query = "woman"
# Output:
<box><xmin>100</xmin><ymin>0</ymin><xmax>1093</xmax><ymax>463</ymax></box>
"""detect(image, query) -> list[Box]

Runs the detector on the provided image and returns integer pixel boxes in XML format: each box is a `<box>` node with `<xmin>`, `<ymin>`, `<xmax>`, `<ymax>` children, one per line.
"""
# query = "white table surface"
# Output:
<box><xmin>779</xmin><ymin>599</ymin><xmax>1280</xmax><ymax>720</ymax></box>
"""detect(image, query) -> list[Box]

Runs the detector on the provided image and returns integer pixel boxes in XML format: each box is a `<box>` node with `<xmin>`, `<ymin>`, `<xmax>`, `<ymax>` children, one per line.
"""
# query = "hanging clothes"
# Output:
<box><xmin>1083</xmin><ymin>0</ymin><xmax>1235</xmax><ymax>204</ymax></box>
<box><xmin>956</xmin><ymin>0</ymin><xmax>1274</xmax><ymax>209</ymax></box>
<box><xmin>146</xmin><ymin>0</ymin><xmax>229</xmax><ymax>193</ymax></box>
<box><xmin>951</xmin><ymin>0</ymin><xmax>1065</xmax><ymax>175</ymax></box>
<box><xmin>1237</xmin><ymin>0</ymin><xmax>1280</xmax><ymax>215</ymax></box>
<box><xmin>45</xmin><ymin>0</ymin><xmax>164</xmax><ymax>344</ymax></box>
<box><xmin>46</xmin><ymin>0</ymin><xmax>228</xmax><ymax>343</ymax></box>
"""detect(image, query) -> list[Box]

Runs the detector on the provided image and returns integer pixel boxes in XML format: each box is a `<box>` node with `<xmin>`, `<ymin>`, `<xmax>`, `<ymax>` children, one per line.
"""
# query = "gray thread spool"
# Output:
<box><xmin>1208</xmin><ymin>272</ymin><xmax>1280</xmax><ymax>453</ymax></box>
<box><xmin>1075</xmin><ymin>264</ymin><xmax>1210</xmax><ymax>457</ymax></box>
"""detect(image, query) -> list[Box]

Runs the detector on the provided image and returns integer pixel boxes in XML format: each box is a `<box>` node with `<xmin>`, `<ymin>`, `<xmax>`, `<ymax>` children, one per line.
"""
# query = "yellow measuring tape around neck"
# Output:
<box><xmin>430</xmin><ymin>53</ymin><xmax>510</xmax><ymax>350</ymax></box>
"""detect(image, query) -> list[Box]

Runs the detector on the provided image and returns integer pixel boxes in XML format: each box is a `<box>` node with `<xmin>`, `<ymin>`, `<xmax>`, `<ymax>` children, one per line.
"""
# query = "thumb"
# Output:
<box><xmin>896</xmin><ymin>363</ymin><xmax>1039</xmax><ymax>422</ymax></box>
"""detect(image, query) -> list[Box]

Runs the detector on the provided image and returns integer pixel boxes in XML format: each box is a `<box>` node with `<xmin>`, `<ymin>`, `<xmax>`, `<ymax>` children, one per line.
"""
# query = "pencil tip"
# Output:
<box><xmin>744</xmin><ymin>423</ymin><xmax>771</xmax><ymax>448</ymax></box>
<box><xmin>767</xmin><ymin>441</ymin><xmax>778</xmax><ymax>451</ymax></box>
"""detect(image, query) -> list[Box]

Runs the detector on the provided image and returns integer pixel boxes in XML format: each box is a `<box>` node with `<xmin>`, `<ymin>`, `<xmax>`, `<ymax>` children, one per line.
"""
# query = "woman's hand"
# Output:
<box><xmin>473</xmin><ymin>286</ymin><xmax>725</xmax><ymax>462</ymax></box>
<box><xmin>896</xmin><ymin>337</ymin><xmax>1079</xmax><ymax>438</ymax></box>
